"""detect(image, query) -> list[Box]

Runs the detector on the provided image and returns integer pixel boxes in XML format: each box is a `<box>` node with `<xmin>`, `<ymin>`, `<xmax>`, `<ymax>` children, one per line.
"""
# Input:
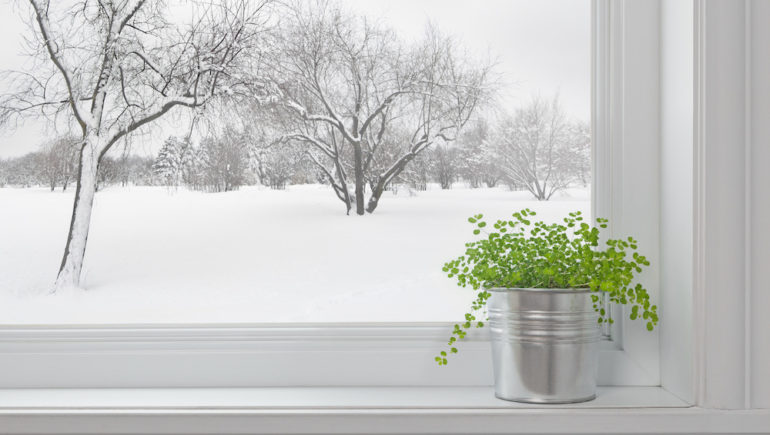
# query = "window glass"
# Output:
<box><xmin>0</xmin><ymin>0</ymin><xmax>590</xmax><ymax>323</ymax></box>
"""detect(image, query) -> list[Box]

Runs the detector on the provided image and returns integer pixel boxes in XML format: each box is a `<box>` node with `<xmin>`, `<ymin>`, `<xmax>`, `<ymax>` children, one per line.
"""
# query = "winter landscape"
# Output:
<box><xmin>0</xmin><ymin>0</ymin><xmax>590</xmax><ymax>324</ymax></box>
<box><xmin>0</xmin><ymin>185</ymin><xmax>589</xmax><ymax>324</ymax></box>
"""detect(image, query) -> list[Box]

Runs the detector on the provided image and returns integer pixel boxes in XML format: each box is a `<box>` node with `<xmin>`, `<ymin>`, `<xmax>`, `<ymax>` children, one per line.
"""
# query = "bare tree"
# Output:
<box><xmin>430</xmin><ymin>145</ymin><xmax>460</xmax><ymax>189</ymax></box>
<box><xmin>455</xmin><ymin>119</ymin><xmax>503</xmax><ymax>188</ymax></box>
<box><xmin>0</xmin><ymin>153</ymin><xmax>38</xmax><ymax>187</ymax></box>
<box><xmin>401</xmin><ymin>151</ymin><xmax>430</xmax><ymax>191</ymax></box>
<box><xmin>38</xmin><ymin>140</ymin><xmax>62</xmax><ymax>191</ymax></box>
<box><xmin>96</xmin><ymin>155</ymin><xmax>120</xmax><ymax>191</ymax></box>
<box><xmin>0</xmin><ymin>0</ymin><xmax>274</xmax><ymax>291</ymax></box>
<box><xmin>38</xmin><ymin>136</ymin><xmax>78</xmax><ymax>192</ymax></box>
<box><xmin>34</xmin><ymin>136</ymin><xmax>78</xmax><ymax>191</ymax></box>
<box><xmin>116</xmin><ymin>154</ymin><xmax>153</xmax><ymax>187</ymax></box>
<box><xmin>59</xmin><ymin>138</ymin><xmax>80</xmax><ymax>191</ymax></box>
<box><xmin>273</xmin><ymin>2</ymin><xmax>492</xmax><ymax>214</ymax></box>
<box><xmin>493</xmin><ymin>96</ymin><xmax>586</xmax><ymax>201</ymax></box>
<box><xmin>253</xmin><ymin>142</ymin><xmax>306</xmax><ymax>190</ymax></box>
<box><xmin>229</xmin><ymin>103</ymin><xmax>307</xmax><ymax>190</ymax></box>
<box><xmin>199</xmin><ymin>128</ymin><xmax>251</xmax><ymax>192</ymax></box>
<box><xmin>569</xmin><ymin>120</ymin><xmax>591</xmax><ymax>187</ymax></box>
<box><xmin>0</xmin><ymin>158</ymin><xmax>6</xmax><ymax>187</ymax></box>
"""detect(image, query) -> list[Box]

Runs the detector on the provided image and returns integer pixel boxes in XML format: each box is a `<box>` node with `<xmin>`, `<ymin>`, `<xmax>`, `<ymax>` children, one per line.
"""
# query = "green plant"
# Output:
<box><xmin>436</xmin><ymin>209</ymin><xmax>657</xmax><ymax>366</ymax></box>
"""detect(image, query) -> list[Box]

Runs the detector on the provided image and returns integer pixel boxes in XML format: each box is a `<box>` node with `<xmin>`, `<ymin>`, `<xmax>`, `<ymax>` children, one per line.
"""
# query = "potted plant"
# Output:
<box><xmin>438</xmin><ymin>209</ymin><xmax>658</xmax><ymax>404</ymax></box>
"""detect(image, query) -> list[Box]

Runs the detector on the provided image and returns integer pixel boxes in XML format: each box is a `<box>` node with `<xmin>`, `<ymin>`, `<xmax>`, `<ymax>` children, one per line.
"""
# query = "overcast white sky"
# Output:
<box><xmin>0</xmin><ymin>0</ymin><xmax>590</xmax><ymax>158</ymax></box>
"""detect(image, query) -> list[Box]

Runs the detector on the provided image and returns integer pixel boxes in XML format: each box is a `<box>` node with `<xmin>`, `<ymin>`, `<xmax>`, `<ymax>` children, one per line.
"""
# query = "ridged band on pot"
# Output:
<box><xmin>488</xmin><ymin>287</ymin><xmax>601</xmax><ymax>404</ymax></box>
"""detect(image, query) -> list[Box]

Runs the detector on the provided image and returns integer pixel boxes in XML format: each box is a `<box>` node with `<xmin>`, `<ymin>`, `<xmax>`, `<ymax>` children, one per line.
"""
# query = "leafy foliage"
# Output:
<box><xmin>436</xmin><ymin>209</ymin><xmax>657</xmax><ymax>365</ymax></box>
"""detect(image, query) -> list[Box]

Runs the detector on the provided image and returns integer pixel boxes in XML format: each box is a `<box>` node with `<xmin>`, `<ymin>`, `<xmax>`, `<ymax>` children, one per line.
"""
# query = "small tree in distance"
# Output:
<box><xmin>455</xmin><ymin>119</ymin><xmax>503</xmax><ymax>188</ymax></box>
<box><xmin>254</xmin><ymin>142</ymin><xmax>306</xmax><ymax>190</ymax></box>
<box><xmin>152</xmin><ymin>137</ymin><xmax>186</xmax><ymax>188</ymax></box>
<box><xmin>492</xmin><ymin>95</ymin><xmax>589</xmax><ymax>201</ymax></box>
<box><xmin>36</xmin><ymin>136</ymin><xmax>79</xmax><ymax>191</ymax></box>
<box><xmin>199</xmin><ymin>129</ymin><xmax>251</xmax><ymax>193</ymax></box>
<box><xmin>430</xmin><ymin>145</ymin><xmax>460</xmax><ymax>190</ymax></box>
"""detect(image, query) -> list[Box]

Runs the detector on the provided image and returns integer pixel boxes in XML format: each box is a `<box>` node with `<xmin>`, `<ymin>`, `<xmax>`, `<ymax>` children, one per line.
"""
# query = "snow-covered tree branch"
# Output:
<box><xmin>0</xmin><ymin>0</ymin><xmax>275</xmax><ymax>291</ymax></box>
<box><xmin>273</xmin><ymin>1</ymin><xmax>494</xmax><ymax>215</ymax></box>
<box><xmin>492</xmin><ymin>95</ymin><xmax>589</xmax><ymax>201</ymax></box>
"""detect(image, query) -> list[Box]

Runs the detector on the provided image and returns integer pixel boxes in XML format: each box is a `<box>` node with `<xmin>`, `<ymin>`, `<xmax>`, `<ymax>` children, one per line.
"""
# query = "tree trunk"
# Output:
<box><xmin>353</xmin><ymin>144</ymin><xmax>365</xmax><ymax>215</ymax></box>
<box><xmin>335</xmin><ymin>161</ymin><xmax>352</xmax><ymax>216</ymax></box>
<box><xmin>53</xmin><ymin>141</ymin><xmax>99</xmax><ymax>291</ymax></box>
<box><xmin>366</xmin><ymin>182</ymin><xmax>385</xmax><ymax>214</ymax></box>
<box><xmin>366</xmin><ymin>152</ymin><xmax>417</xmax><ymax>214</ymax></box>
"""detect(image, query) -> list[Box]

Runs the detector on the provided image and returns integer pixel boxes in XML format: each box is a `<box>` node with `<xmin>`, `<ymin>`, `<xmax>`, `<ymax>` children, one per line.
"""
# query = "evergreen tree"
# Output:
<box><xmin>152</xmin><ymin>137</ymin><xmax>184</xmax><ymax>187</ymax></box>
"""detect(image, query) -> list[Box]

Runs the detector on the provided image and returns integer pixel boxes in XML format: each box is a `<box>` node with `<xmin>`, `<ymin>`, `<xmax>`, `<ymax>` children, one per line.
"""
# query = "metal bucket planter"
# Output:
<box><xmin>488</xmin><ymin>288</ymin><xmax>601</xmax><ymax>404</ymax></box>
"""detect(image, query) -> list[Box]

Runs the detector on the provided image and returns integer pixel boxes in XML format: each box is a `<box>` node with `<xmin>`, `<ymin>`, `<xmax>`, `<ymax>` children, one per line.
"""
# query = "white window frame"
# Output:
<box><xmin>3</xmin><ymin>2</ymin><xmax>770</xmax><ymax>433</ymax></box>
<box><xmin>0</xmin><ymin>0</ymin><xmax>663</xmax><ymax>391</ymax></box>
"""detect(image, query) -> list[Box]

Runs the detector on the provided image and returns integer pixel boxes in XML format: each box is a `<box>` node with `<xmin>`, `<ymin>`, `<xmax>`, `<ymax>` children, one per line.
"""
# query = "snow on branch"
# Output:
<box><xmin>4</xmin><ymin>0</ymin><xmax>277</xmax><ymax>157</ymax></box>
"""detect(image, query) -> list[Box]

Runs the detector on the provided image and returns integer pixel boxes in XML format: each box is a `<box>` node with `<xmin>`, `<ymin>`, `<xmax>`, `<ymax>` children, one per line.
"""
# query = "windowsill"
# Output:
<box><xmin>0</xmin><ymin>386</ymin><xmax>686</xmax><ymax>410</ymax></box>
<box><xmin>1</xmin><ymin>386</ymin><xmax>767</xmax><ymax>434</ymax></box>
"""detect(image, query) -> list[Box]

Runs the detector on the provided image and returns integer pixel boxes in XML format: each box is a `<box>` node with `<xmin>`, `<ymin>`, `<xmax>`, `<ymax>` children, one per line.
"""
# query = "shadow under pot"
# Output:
<box><xmin>488</xmin><ymin>287</ymin><xmax>601</xmax><ymax>404</ymax></box>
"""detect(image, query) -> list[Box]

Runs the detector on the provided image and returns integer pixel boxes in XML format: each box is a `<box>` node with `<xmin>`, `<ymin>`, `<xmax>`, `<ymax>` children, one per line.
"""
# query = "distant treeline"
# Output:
<box><xmin>0</xmin><ymin>96</ymin><xmax>591</xmax><ymax>199</ymax></box>
<box><xmin>146</xmin><ymin>96</ymin><xmax>591</xmax><ymax>199</ymax></box>
<box><xmin>0</xmin><ymin>137</ymin><xmax>155</xmax><ymax>190</ymax></box>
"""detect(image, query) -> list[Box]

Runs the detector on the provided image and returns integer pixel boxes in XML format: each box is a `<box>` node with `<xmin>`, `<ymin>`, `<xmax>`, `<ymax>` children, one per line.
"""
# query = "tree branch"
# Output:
<box><xmin>28</xmin><ymin>0</ymin><xmax>89</xmax><ymax>131</ymax></box>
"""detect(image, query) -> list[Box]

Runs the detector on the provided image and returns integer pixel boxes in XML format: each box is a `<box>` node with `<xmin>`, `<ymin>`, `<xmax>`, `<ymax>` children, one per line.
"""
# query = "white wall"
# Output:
<box><xmin>659</xmin><ymin>0</ymin><xmax>694</xmax><ymax>405</ymax></box>
<box><xmin>749</xmin><ymin>0</ymin><xmax>770</xmax><ymax>409</ymax></box>
<box><xmin>689</xmin><ymin>0</ymin><xmax>769</xmax><ymax>410</ymax></box>
<box><xmin>695</xmin><ymin>0</ymin><xmax>749</xmax><ymax>410</ymax></box>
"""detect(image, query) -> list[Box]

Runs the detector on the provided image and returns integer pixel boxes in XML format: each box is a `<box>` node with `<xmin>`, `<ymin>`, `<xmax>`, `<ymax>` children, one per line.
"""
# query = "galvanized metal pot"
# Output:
<box><xmin>488</xmin><ymin>288</ymin><xmax>601</xmax><ymax>404</ymax></box>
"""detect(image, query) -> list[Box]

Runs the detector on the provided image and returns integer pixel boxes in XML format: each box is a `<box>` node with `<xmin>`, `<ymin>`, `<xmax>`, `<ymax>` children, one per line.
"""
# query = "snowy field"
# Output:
<box><xmin>0</xmin><ymin>184</ymin><xmax>589</xmax><ymax>324</ymax></box>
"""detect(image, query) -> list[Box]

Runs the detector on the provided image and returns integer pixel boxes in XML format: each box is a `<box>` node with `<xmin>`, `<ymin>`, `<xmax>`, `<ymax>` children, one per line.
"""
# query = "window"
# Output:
<box><xmin>0</xmin><ymin>0</ymin><xmax>661</xmax><ymax>391</ymax></box>
<box><xmin>0</xmin><ymin>0</ymin><xmax>591</xmax><ymax>325</ymax></box>
<box><xmin>3</xmin><ymin>3</ymin><xmax>770</xmax><ymax>430</ymax></box>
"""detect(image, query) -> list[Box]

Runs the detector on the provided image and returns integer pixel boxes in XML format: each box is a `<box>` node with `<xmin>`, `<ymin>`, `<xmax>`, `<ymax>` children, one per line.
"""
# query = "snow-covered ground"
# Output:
<box><xmin>0</xmin><ymin>184</ymin><xmax>589</xmax><ymax>324</ymax></box>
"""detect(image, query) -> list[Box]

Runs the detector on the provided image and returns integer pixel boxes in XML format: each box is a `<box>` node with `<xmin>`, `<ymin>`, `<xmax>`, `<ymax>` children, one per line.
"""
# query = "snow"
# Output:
<box><xmin>0</xmin><ymin>184</ymin><xmax>589</xmax><ymax>324</ymax></box>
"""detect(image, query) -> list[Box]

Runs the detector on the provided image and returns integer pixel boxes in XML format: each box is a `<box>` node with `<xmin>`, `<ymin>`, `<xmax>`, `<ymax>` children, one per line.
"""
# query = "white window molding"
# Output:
<box><xmin>693</xmin><ymin>0</ymin><xmax>749</xmax><ymax>410</ymax></box>
<box><xmin>2</xmin><ymin>1</ymin><xmax>770</xmax><ymax>433</ymax></box>
<box><xmin>592</xmin><ymin>0</ymin><xmax>662</xmax><ymax>386</ymax></box>
<box><xmin>692</xmin><ymin>0</ymin><xmax>770</xmax><ymax>410</ymax></box>
<box><xmin>0</xmin><ymin>323</ymin><xmax>653</xmax><ymax>388</ymax></box>
<box><xmin>0</xmin><ymin>0</ymin><xmax>660</xmax><ymax>388</ymax></box>
<box><xmin>0</xmin><ymin>387</ymin><xmax>768</xmax><ymax>435</ymax></box>
<box><xmin>659</xmin><ymin>0</ymin><xmax>696</xmax><ymax>407</ymax></box>
<box><xmin>747</xmin><ymin>0</ymin><xmax>770</xmax><ymax>410</ymax></box>
<box><xmin>0</xmin><ymin>0</ymin><xmax>664</xmax><ymax>391</ymax></box>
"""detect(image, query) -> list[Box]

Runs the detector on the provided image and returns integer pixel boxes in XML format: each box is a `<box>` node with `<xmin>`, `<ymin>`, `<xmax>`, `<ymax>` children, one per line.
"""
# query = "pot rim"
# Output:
<box><xmin>488</xmin><ymin>287</ymin><xmax>594</xmax><ymax>294</ymax></box>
